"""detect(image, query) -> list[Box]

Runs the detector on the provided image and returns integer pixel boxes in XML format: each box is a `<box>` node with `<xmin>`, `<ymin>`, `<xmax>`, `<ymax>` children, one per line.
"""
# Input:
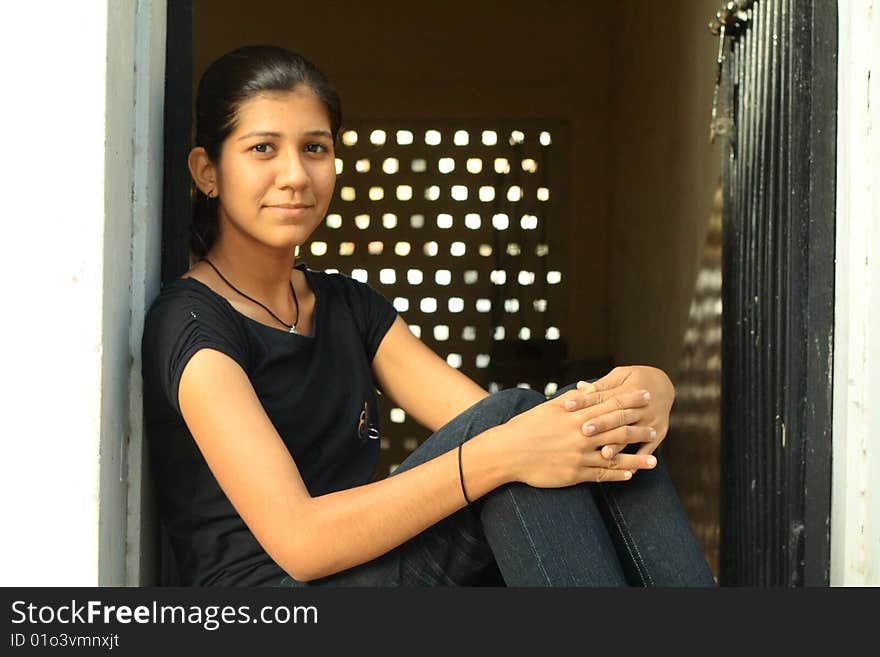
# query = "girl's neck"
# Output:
<box><xmin>204</xmin><ymin>234</ymin><xmax>298</xmax><ymax>303</ymax></box>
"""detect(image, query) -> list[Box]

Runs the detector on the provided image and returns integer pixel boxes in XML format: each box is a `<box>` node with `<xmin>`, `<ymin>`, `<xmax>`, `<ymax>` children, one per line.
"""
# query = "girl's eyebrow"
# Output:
<box><xmin>237</xmin><ymin>129</ymin><xmax>332</xmax><ymax>141</ymax></box>
<box><xmin>237</xmin><ymin>130</ymin><xmax>281</xmax><ymax>141</ymax></box>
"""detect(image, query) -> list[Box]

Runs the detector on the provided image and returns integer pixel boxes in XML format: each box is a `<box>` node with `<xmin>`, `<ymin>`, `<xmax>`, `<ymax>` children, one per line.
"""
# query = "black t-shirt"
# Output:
<box><xmin>141</xmin><ymin>264</ymin><xmax>398</xmax><ymax>586</ymax></box>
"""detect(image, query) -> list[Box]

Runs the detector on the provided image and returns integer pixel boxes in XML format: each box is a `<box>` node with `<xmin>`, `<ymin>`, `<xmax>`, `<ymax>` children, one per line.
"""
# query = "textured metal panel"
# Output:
<box><xmin>715</xmin><ymin>0</ymin><xmax>835</xmax><ymax>586</ymax></box>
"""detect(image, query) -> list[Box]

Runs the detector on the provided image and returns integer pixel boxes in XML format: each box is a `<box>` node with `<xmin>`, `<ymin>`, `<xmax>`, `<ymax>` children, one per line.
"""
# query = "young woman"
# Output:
<box><xmin>142</xmin><ymin>45</ymin><xmax>715</xmax><ymax>587</ymax></box>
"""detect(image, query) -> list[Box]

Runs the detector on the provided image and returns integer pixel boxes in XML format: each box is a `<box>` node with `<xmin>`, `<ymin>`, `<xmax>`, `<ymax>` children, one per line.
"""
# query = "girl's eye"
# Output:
<box><xmin>251</xmin><ymin>143</ymin><xmax>273</xmax><ymax>154</ymax></box>
<box><xmin>305</xmin><ymin>143</ymin><xmax>328</xmax><ymax>154</ymax></box>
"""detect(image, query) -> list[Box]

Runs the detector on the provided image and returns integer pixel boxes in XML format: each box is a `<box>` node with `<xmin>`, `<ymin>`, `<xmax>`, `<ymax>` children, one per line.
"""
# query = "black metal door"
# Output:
<box><xmin>712</xmin><ymin>0</ymin><xmax>836</xmax><ymax>586</ymax></box>
<box><xmin>161</xmin><ymin>0</ymin><xmax>193</xmax><ymax>286</ymax></box>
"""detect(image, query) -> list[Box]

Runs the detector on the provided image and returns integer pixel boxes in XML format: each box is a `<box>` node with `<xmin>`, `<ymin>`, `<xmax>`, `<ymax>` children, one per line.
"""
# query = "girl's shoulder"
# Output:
<box><xmin>144</xmin><ymin>276</ymin><xmax>248</xmax><ymax>343</ymax></box>
<box><xmin>299</xmin><ymin>265</ymin><xmax>397</xmax><ymax>356</ymax></box>
<box><xmin>301</xmin><ymin>265</ymin><xmax>385</xmax><ymax>300</ymax></box>
<box><xmin>151</xmin><ymin>274</ymin><xmax>241</xmax><ymax>309</ymax></box>
<box><xmin>142</xmin><ymin>276</ymin><xmax>253</xmax><ymax>416</ymax></box>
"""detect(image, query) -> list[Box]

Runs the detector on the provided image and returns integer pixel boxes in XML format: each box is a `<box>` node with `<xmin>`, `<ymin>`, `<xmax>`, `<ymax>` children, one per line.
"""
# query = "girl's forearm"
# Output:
<box><xmin>282</xmin><ymin>423</ymin><xmax>514</xmax><ymax>582</ymax></box>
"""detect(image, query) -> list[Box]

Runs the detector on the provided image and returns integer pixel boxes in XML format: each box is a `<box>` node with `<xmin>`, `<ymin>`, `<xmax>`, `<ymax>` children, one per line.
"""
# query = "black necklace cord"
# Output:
<box><xmin>200</xmin><ymin>258</ymin><xmax>300</xmax><ymax>333</ymax></box>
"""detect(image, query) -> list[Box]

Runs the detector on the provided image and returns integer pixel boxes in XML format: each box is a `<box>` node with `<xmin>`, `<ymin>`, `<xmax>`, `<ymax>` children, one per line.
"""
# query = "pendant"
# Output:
<box><xmin>289</xmin><ymin>325</ymin><xmax>297</xmax><ymax>334</ymax></box>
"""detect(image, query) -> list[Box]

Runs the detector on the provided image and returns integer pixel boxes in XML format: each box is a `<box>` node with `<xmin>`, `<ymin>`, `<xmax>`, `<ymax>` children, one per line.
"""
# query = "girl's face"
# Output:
<box><xmin>212</xmin><ymin>87</ymin><xmax>336</xmax><ymax>253</ymax></box>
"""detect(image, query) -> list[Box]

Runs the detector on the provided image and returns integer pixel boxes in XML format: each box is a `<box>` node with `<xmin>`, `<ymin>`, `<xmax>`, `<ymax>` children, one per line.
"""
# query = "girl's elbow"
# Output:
<box><xmin>281</xmin><ymin>562</ymin><xmax>315</xmax><ymax>583</ymax></box>
<box><xmin>281</xmin><ymin>554</ymin><xmax>337</xmax><ymax>583</ymax></box>
<box><xmin>278</xmin><ymin>545</ymin><xmax>321</xmax><ymax>583</ymax></box>
<box><xmin>277</xmin><ymin>525</ymin><xmax>333</xmax><ymax>583</ymax></box>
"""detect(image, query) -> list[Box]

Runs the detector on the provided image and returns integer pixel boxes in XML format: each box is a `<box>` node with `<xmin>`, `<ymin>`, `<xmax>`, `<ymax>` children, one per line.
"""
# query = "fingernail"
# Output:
<box><xmin>602</xmin><ymin>446</ymin><xmax>612</xmax><ymax>458</ymax></box>
<box><xmin>650</xmin><ymin>429</ymin><xmax>657</xmax><ymax>439</ymax></box>
<box><xmin>646</xmin><ymin>456</ymin><xmax>657</xmax><ymax>467</ymax></box>
<box><xmin>584</xmin><ymin>424</ymin><xmax>596</xmax><ymax>435</ymax></box>
<box><xmin>564</xmin><ymin>400</ymin><xmax>576</xmax><ymax>410</ymax></box>
<box><xmin>623</xmin><ymin>471</ymin><xmax>632</xmax><ymax>479</ymax></box>
<box><xmin>576</xmin><ymin>380</ymin><xmax>587</xmax><ymax>389</ymax></box>
<box><xmin>643</xmin><ymin>391</ymin><xmax>651</xmax><ymax>401</ymax></box>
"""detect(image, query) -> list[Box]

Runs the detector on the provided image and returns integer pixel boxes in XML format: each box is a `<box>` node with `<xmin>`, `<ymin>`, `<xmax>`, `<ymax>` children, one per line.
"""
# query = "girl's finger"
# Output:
<box><xmin>560</xmin><ymin>388</ymin><xmax>606</xmax><ymax>410</ymax></box>
<box><xmin>590</xmin><ymin>424</ymin><xmax>656</xmax><ymax>451</ymax></box>
<box><xmin>575</xmin><ymin>380</ymin><xmax>597</xmax><ymax>394</ymax></box>
<box><xmin>600</xmin><ymin>443</ymin><xmax>622</xmax><ymax>459</ymax></box>
<box><xmin>580</xmin><ymin>407</ymin><xmax>643</xmax><ymax>437</ymax></box>
<box><xmin>564</xmin><ymin>388</ymin><xmax>650</xmax><ymax>413</ymax></box>
<box><xmin>634</xmin><ymin>442</ymin><xmax>660</xmax><ymax>457</ymax></box>
<box><xmin>584</xmin><ymin>451</ymin><xmax>657</xmax><ymax>472</ymax></box>
<box><xmin>584</xmin><ymin>467</ymin><xmax>633</xmax><ymax>483</ymax></box>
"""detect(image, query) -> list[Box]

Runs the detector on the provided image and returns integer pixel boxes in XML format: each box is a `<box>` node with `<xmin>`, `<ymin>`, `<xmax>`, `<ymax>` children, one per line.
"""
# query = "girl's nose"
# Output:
<box><xmin>275</xmin><ymin>151</ymin><xmax>309</xmax><ymax>190</ymax></box>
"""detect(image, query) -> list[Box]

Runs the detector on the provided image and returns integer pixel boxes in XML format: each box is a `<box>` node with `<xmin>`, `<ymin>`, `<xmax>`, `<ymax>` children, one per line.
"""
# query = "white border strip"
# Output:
<box><xmin>831</xmin><ymin>0</ymin><xmax>880</xmax><ymax>586</ymax></box>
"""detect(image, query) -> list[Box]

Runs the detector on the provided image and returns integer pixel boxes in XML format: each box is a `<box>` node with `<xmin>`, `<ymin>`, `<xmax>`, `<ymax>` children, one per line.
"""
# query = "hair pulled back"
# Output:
<box><xmin>190</xmin><ymin>45</ymin><xmax>342</xmax><ymax>258</ymax></box>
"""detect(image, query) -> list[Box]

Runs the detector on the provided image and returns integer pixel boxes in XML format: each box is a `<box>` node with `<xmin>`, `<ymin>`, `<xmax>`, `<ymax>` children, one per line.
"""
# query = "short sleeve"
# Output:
<box><xmin>142</xmin><ymin>282</ymin><xmax>251</xmax><ymax>416</ymax></box>
<box><xmin>339</xmin><ymin>276</ymin><xmax>398</xmax><ymax>360</ymax></box>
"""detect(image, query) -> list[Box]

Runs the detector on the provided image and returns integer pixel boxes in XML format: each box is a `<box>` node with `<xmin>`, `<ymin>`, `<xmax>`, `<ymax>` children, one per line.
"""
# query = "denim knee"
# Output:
<box><xmin>388</xmin><ymin>386</ymin><xmax>547</xmax><ymax>479</ymax></box>
<box><xmin>451</xmin><ymin>387</ymin><xmax>545</xmax><ymax>454</ymax></box>
<box><xmin>480</xmin><ymin>387</ymin><xmax>545</xmax><ymax>424</ymax></box>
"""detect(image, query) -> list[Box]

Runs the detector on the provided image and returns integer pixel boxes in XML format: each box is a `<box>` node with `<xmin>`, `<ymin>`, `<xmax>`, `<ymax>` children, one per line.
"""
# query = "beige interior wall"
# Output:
<box><xmin>194</xmin><ymin>0</ymin><xmax>723</xmax><ymax>376</ymax></box>
<box><xmin>191</xmin><ymin>0</ymin><xmax>724</xmax><ymax>570</ymax></box>
<box><xmin>194</xmin><ymin>0</ymin><xmax>614</xmax><ymax>363</ymax></box>
<box><xmin>608</xmin><ymin>1</ymin><xmax>723</xmax><ymax>375</ymax></box>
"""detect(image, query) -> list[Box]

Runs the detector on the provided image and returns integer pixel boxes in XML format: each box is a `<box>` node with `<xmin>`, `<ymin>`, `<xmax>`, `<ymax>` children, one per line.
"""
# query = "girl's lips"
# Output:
<box><xmin>265</xmin><ymin>204</ymin><xmax>314</xmax><ymax>217</ymax></box>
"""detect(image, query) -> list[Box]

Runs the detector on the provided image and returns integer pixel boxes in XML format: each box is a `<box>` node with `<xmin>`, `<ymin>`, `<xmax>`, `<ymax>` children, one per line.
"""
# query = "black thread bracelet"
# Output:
<box><xmin>458</xmin><ymin>443</ymin><xmax>472</xmax><ymax>504</ymax></box>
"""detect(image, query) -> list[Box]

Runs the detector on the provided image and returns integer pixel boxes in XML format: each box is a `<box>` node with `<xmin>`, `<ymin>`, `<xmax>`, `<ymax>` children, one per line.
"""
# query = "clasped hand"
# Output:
<box><xmin>566</xmin><ymin>365</ymin><xmax>674</xmax><ymax>460</ymax></box>
<box><xmin>504</xmin><ymin>366</ymin><xmax>674</xmax><ymax>487</ymax></box>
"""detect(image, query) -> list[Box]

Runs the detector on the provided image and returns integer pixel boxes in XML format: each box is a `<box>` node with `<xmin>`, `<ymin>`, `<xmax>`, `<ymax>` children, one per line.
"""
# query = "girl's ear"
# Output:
<box><xmin>188</xmin><ymin>146</ymin><xmax>217</xmax><ymax>196</ymax></box>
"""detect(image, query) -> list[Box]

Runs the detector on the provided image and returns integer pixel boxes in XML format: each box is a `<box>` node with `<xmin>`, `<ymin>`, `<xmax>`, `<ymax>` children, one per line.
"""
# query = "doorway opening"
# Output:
<box><xmin>153</xmin><ymin>0</ymin><xmax>728</xmax><ymax>584</ymax></box>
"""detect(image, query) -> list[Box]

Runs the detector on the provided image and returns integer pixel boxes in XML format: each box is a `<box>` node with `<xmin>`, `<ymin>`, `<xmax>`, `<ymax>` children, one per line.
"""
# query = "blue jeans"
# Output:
<box><xmin>277</xmin><ymin>384</ymin><xmax>716</xmax><ymax>587</ymax></box>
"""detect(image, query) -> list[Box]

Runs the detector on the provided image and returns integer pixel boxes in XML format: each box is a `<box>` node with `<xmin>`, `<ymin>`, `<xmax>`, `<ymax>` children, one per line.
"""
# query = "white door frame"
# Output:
<box><xmin>831</xmin><ymin>0</ymin><xmax>880</xmax><ymax>587</ymax></box>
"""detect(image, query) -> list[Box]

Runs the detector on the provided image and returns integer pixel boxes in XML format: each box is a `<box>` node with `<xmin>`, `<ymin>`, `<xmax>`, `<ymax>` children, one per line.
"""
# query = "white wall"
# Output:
<box><xmin>0</xmin><ymin>0</ymin><xmax>164</xmax><ymax>586</ymax></box>
<box><xmin>832</xmin><ymin>0</ymin><xmax>880</xmax><ymax>586</ymax></box>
